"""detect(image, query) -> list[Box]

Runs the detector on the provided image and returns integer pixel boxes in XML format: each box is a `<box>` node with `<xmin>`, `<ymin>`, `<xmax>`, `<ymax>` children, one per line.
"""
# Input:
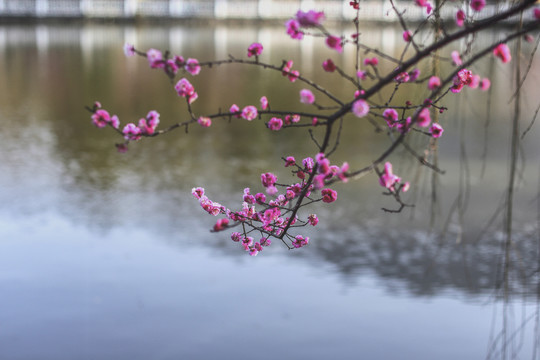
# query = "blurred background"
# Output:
<box><xmin>1</xmin><ymin>1</ymin><xmax>540</xmax><ymax>359</ymax></box>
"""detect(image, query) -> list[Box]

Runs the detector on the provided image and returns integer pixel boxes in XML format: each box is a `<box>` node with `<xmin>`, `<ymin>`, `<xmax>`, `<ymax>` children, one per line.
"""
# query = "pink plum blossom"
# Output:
<box><xmin>325</xmin><ymin>35</ymin><xmax>342</xmax><ymax>53</ymax></box>
<box><xmin>231</xmin><ymin>232</ymin><xmax>242</xmax><ymax>242</ymax></box>
<box><xmin>261</xmin><ymin>172</ymin><xmax>277</xmax><ymax>188</ymax></box>
<box><xmin>122</xmin><ymin>123</ymin><xmax>142</xmax><ymax>141</ymax></box>
<box><xmin>397</xmin><ymin>117</ymin><xmax>412</xmax><ymax>134</ymax></box>
<box><xmin>268</xmin><ymin>117</ymin><xmax>283</xmax><ymax>131</ymax></box>
<box><xmin>321</xmin><ymin>188</ymin><xmax>337</xmax><ymax>203</ymax></box>
<box><xmin>296</xmin><ymin>10</ymin><xmax>325</xmax><ymax>27</ymax></box>
<box><xmin>395</xmin><ymin>72</ymin><xmax>410</xmax><ymax>83</ymax></box>
<box><xmin>403</xmin><ymin>30</ymin><xmax>413</xmax><ymax>42</ymax></box>
<box><xmin>91</xmin><ymin>109</ymin><xmax>111</xmax><ymax>128</ymax></box>
<box><xmin>198</xmin><ymin>116</ymin><xmax>212</xmax><ymax>127</ymax></box>
<box><xmin>147</xmin><ymin>48</ymin><xmax>163</xmax><ymax>68</ymax></box>
<box><xmin>260</xmin><ymin>96</ymin><xmax>268</xmax><ymax>110</ymax></box>
<box><xmin>415</xmin><ymin>0</ymin><xmax>433</xmax><ymax>14</ymax></box>
<box><xmin>451</xmin><ymin>51</ymin><xmax>463</xmax><ymax>66</ymax></box>
<box><xmin>535</xmin><ymin>8</ymin><xmax>540</xmax><ymax>20</ymax></box>
<box><xmin>383</xmin><ymin>108</ymin><xmax>399</xmax><ymax>128</ymax></box>
<box><xmin>322</xmin><ymin>59</ymin><xmax>336</xmax><ymax>72</ymax></box>
<box><xmin>364</xmin><ymin>57</ymin><xmax>379</xmax><ymax>66</ymax></box>
<box><xmin>357</xmin><ymin>70</ymin><xmax>367</xmax><ymax>80</ymax></box>
<box><xmin>409</xmin><ymin>68</ymin><xmax>421</xmax><ymax>82</ymax></box>
<box><xmin>308</xmin><ymin>214</ymin><xmax>319</xmax><ymax>226</ymax></box>
<box><xmin>302</xmin><ymin>157</ymin><xmax>315</xmax><ymax>172</ymax></box>
<box><xmin>213</xmin><ymin>218</ymin><xmax>229</xmax><ymax>231</ymax></box>
<box><xmin>285</xmin><ymin>19</ymin><xmax>303</xmax><ymax>40</ymax></box>
<box><xmin>379</xmin><ymin>162</ymin><xmax>401</xmax><ymax>190</ymax></box>
<box><xmin>175</xmin><ymin>78</ymin><xmax>195</xmax><ymax>98</ymax></box>
<box><xmin>247</xmin><ymin>42</ymin><xmax>263</xmax><ymax>57</ymax></box>
<box><xmin>292</xmin><ymin>235</ymin><xmax>309</xmax><ymax>248</ymax></box>
<box><xmin>352</xmin><ymin>99</ymin><xmax>370</xmax><ymax>118</ymax></box>
<box><xmin>469</xmin><ymin>74</ymin><xmax>480</xmax><ymax>89</ymax></box>
<box><xmin>285</xmin><ymin>156</ymin><xmax>296</xmax><ymax>167</ymax></box>
<box><xmin>300</xmin><ymin>89</ymin><xmax>315</xmax><ymax>104</ymax></box>
<box><xmin>480</xmin><ymin>78</ymin><xmax>491</xmax><ymax>91</ymax></box>
<box><xmin>417</xmin><ymin>108</ymin><xmax>431</xmax><ymax>127</ymax></box>
<box><xmin>174</xmin><ymin>55</ymin><xmax>185</xmax><ymax>66</ymax></box>
<box><xmin>192</xmin><ymin>187</ymin><xmax>205</xmax><ymax>199</ymax></box>
<box><xmin>428</xmin><ymin>76</ymin><xmax>441</xmax><ymax>90</ymax></box>
<box><xmin>451</xmin><ymin>69</ymin><xmax>473</xmax><ymax>93</ymax></box>
<box><xmin>430</xmin><ymin>123</ymin><xmax>444</xmax><ymax>138</ymax></box>
<box><xmin>241</xmin><ymin>106</ymin><xmax>258</xmax><ymax>121</ymax></box>
<box><xmin>229</xmin><ymin>104</ymin><xmax>240</xmax><ymax>117</ymax></box>
<box><xmin>493</xmin><ymin>43</ymin><xmax>511</xmax><ymax>63</ymax></box>
<box><xmin>185</xmin><ymin>58</ymin><xmax>201</xmax><ymax>75</ymax></box>
<box><xmin>470</xmin><ymin>0</ymin><xmax>485</xmax><ymax>12</ymax></box>
<box><xmin>123</xmin><ymin>43</ymin><xmax>136</xmax><ymax>57</ymax></box>
<box><xmin>456</xmin><ymin>9</ymin><xmax>466</xmax><ymax>26</ymax></box>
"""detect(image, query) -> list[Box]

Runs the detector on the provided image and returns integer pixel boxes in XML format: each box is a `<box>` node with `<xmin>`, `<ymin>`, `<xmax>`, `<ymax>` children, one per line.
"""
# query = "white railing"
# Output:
<box><xmin>0</xmin><ymin>0</ymin><xmax>534</xmax><ymax>22</ymax></box>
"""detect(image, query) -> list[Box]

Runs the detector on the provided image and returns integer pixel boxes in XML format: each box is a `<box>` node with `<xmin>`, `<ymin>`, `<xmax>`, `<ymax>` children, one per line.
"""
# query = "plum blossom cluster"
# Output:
<box><xmin>88</xmin><ymin>1</ymin><xmax>539</xmax><ymax>254</ymax></box>
<box><xmin>189</xmin><ymin>152</ymin><xmax>348</xmax><ymax>255</ymax></box>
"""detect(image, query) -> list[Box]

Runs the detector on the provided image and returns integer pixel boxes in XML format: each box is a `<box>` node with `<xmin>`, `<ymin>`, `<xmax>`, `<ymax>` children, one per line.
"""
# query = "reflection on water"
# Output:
<box><xmin>0</xmin><ymin>22</ymin><xmax>539</xmax><ymax>359</ymax></box>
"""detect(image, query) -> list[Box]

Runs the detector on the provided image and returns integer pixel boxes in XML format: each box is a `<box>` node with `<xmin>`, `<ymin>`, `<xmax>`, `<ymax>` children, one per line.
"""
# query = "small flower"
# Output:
<box><xmin>470</xmin><ymin>0</ymin><xmax>485</xmax><ymax>12</ymax></box>
<box><xmin>451</xmin><ymin>50</ymin><xmax>462</xmax><ymax>66</ymax></box>
<box><xmin>456</xmin><ymin>9</ymin><xmax>466</xmax><ymax>26</ymax></box>
<box><xmin>395</xmin><ymin>72</ymin><xmax>410</xmax><ymax>83</ymax></box>
<box><xmin>175</xmin><ymin>78</ymin><xmax>195</xmax><ymax>98</ymax></box>
<box><xmin>383</xmin><ymin>108</ymin><xmax>399</xmax><ymax>128</ymax></box>
<box><xmin>409</xmin><ymin>68</ymin><xmax>421</xmax><ymax>82</ymax></box>
<box><xmin>185</xmin><ymin>58</ymin><xmax>201</xmax><ymax>75</ymax></box>
<box><xmin>364</xmin><ymin>57</ymin><xmax>379</xmax><ymax>66</ymax></box>
<box><xmin>268</xmin><ymin>117</ymin><xmax>283</xmax><ymax>131</ymax></box>
<box><xmin>417</xmin><ymin>108</ymin><xmax>431</xmax><ymax>127</ymax></box>
<box><xmin>403</xmin><ymin>30</ymin><xmax>413</xmax><ymax>42</ymax></box>
<box><xmin>147</xmin><ymin>48</ymin><xmax>163</xmax><ymax>69</ymax></box>
<box><xmin>535</xmin><ymin>8</ymin><xmax>540</xmax><ymax>20</ymax></box>
<box><xmin>480</xmin><ymin>78</ymin><xmax>491</xmax><ymax>91</ymax></box>
<box><xmin>285</xmin><ymin>19</ymin><xmax>303</xmax><ymax>40</ymax></box>
<box><xmin>231</xmin><ymin>232</ymin><xmax>242</xmax><ymax>242</ymax></box>
<box><xmin>261</xmin><ymin>172</ymin><xmax>277</xmax><ymax>188</ymax></box>
<box><xmin>91</xmin><ymin>109</ymin><xmax>110</xmax><ymax>128</ymax></box>
<box><xmin>430</xmin><ymin>123</ymin><xmax>444</xmax><ymax>138</ymax></box>
<box><xmin>192</xmin><ymin>187</ymin><xmax>205</xmax><ymax>199</ymax></box>
<box><xmin>247</xmin><ymin>42</ymin><xmax>263</xmax><ymax>58</ymax></box>
<box><xmin>325</xmin><ymin>35</ymin><xmax>342</xmax><ymax>53</ymax></box>
<box><xmin>379</xmin><ymin>162</ymin><xmax>401</xmax><ymax>190</ymax></box>
<box><xmin>322</xmin><ymin>59</ymin><xmax>336</xmax><ymax>72</ymax></box>
<box><xmin>296</xmin><ymin>10</ymin><xmax>325</xmax><ymax>27</ymax></box>
<box><xmin>493</xmin><ymin>43</ymin><xmax>511</xmax><ymax>63</ymax></box>
<box><xmin>292</xmin><ymin>235</ymin><xmax>309</xmax><ymax>248</ymax></box>
<box><xmin>260</xmin><ymin>96</ymin><xmax>268</xmax><ymax>110</ymax></box>
<box><xmin>302</xmin><ymin>157</ymin><xmax>315</xmax><ymax>172</ymax></box>
<box><xmin>241</xmin><ymin>106</ymin><xmax>258</xmax><ymax>121</ymax></box>
<box><xmin>213</xmin><ymin>218</ymin><xmax>229</xmax><ymax>232</ymax></box>
<box><xmin>352</xmin><ymin>99</ymin><xmax>370</xmax><ymax>118</ymax></box>
<box><xmin>122</xmin><ymin>123</ymin><xmax>142</xmax><ymax>141</ymax></box>
<box><xmin>229</xmin><ymin>104</ymin><xmax>240</xmax><ymax>118</ymax></box>
<box><xmin>428</xmin><ymin>76</ymin><xmax>441</xmax><ymax>90</ymax></box>
<box><xmin>198</xmin><ymin>116</ymin><xmax>212</xmax><ymax>127</ymax></box>
<box><xmin>284</xmin><ymin>156</ymin><xmax>296</xmax><ymax>167</ymax></box>
<box><xmin>308</xmin><ymin>214</ymin><xmax>319</xmax><ymax>226</ymax></box>
<box><xmin>300</xmin><ymin>89</ymin><xmax>315</xmax><ymax>104</ymax></box>
<box><xmin>123</xmin><ymin>43</ymin><xmax>136</xmax><ymax>57</ymax></box>
<box><xmin>321</xmin><ymin>188</ymin><xmax>337</xmax><ymax>203</ymax></box>
<box><xmin>356</xmin><ymin>70</ymin><xmax>367</xmax><ymax>80</ymax></box>
<box><xmin>287</xmin><ymin>70</ymin><xmax>300</xmax><ymax>82</ymax></box>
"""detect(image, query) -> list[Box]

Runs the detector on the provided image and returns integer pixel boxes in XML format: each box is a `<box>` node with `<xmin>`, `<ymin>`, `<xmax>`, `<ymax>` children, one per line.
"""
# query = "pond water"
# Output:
<box><xmin>0</xmin><ymin>21</ymin><xmax>540</xmax><ymax>359</ymax></box>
